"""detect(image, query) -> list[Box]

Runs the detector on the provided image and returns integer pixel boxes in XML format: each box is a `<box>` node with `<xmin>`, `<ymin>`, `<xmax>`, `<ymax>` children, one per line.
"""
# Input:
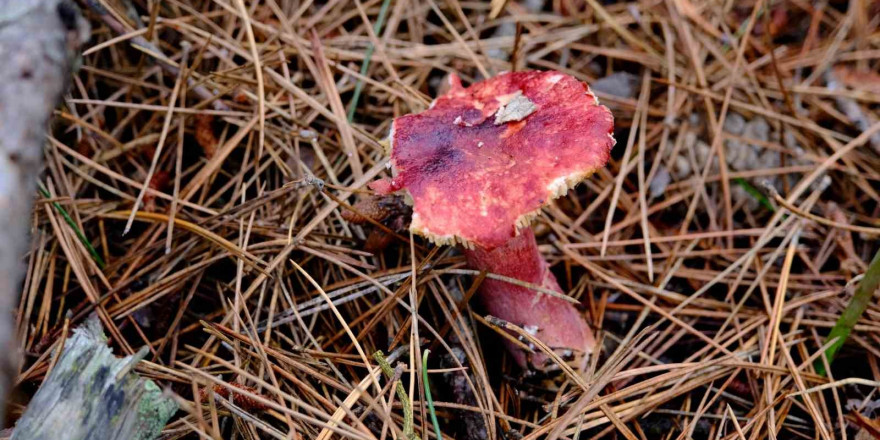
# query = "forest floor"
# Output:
<box><xmin>6</xmin><ymin>0</ymin><xmax>880</xmax><ymax>439</ymax></box>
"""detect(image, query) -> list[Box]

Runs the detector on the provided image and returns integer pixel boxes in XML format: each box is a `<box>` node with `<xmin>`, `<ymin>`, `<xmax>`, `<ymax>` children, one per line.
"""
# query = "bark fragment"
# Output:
<box><xmin>11</xmin><ymin>315</ymin><xmax>178</xmax><ymax>440</ymax></box>
<box><xmin>0</xmin><ymin>0</ymin><xmax>89</xmax><ymax>419</ymax></box>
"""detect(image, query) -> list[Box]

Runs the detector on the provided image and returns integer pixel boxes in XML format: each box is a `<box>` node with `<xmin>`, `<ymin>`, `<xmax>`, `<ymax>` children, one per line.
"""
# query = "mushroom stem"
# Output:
<box><xmin>464</xmin><ymin>228</ymin><xmax>594</xmax><ymax>371</ymax></box>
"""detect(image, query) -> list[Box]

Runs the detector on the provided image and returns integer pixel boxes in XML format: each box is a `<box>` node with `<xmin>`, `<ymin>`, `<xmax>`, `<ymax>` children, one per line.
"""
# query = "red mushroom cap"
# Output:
<box><xmin>374</xmin><ymin>71</ymin><xmax>615</xmax><ymax>250</ymax></box>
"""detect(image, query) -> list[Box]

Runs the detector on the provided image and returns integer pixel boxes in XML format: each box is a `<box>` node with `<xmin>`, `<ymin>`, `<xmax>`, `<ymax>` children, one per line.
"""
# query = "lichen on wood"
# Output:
<box><xmin>11</xmin><ymin>315</ymin><xmax>177</xmax><ymax>440</ymax></box>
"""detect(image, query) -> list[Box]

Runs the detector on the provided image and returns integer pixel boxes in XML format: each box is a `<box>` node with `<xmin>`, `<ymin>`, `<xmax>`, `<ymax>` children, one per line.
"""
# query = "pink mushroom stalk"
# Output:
<box><xmin>371</xmin><ymin>71</ymin><xmax>615</xmax><ymax>371</ymax></box>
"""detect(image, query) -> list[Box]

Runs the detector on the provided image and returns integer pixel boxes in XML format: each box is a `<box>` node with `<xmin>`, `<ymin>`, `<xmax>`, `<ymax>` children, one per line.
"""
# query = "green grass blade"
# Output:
<box><xmin>734</xmin><ymin>178</ymin><xmax>775</xmax><ymax>212</ymax></box>
<box><xmin>38</xmin><ymin>183</ymin><xmax>106</xmax><ymax>268</ymax></box>
<box><xmin>815</xmin><ymin>249</ymin><xmax>880</xmax><ymax>375</ymax></box>
<box><xmin>422</xmin><ymin>349</ymin><xmax>442</xmax><ymax>440</ymax></box>
<box><xmin>346</xmin><ymin>0</ymin><xmax>393</xmax><ymax>122</ymax></box>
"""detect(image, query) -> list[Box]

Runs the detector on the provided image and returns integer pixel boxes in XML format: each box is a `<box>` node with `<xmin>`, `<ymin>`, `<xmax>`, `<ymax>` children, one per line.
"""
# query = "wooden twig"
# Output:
<box><xmin>11</xmin><ymin>315</ymin><xmax>178</xmax><ymax>440</ymax></box>
<box><xmin>0</xmin><ymin>0</ymin><xmax>89</xmax><ymax>418</ymax></box>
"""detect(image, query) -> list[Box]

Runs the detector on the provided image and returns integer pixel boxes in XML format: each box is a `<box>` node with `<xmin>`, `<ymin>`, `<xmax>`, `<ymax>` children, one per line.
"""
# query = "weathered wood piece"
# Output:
<box><xmin>0</xmin><ymin>0</ymin><xmax>89</xmax><ymax>418</ymax></box>
<box><xmin>11</xmin><ymin>315</ymin><xmax>178</xmax><ymax>440</ymax></box>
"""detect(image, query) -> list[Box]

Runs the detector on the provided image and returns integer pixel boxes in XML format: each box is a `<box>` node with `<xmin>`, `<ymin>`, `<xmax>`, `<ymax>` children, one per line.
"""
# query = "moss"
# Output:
<box><xmin>134</xmin><ymin>380</ymin><xmax>178</xmax><ymax>440</ymax></box>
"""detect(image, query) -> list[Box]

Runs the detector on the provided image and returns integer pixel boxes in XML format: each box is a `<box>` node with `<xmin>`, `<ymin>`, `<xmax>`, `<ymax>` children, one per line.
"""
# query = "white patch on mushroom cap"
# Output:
<box><xmin>546</xmin><ymin>74</ymin><xmax>564</xmax><ymax>85</ymax></box>
<box><xmin>384</xmin><ymin>123</ymin><xmax>396</xmax><ymax>157</ymax></box>
<box><xmin>585</xmin><ymin>85</ymin><xmax>600</xmax><ymax>105</ymax></box>
<box><xmin>453</xmin><ymin>115</ymin><xmax>474</xmax><ymax>127</ymax></box>
<box><xmin>494</xmin><ymin>92</ymin><xmax>537</xmax><ymax>125</ymax></box>
<box><xmin>479</xmin><ymin>191</ymin><xmax>489</xmax><ymax>217</ymax></box>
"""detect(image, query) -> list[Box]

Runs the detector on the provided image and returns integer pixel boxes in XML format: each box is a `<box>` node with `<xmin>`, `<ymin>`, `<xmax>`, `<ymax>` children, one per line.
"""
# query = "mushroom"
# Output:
<box><xmin>371</xmin><ymin>71</ymin><xmax>615</xmax><ymax>371</ymax></box>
